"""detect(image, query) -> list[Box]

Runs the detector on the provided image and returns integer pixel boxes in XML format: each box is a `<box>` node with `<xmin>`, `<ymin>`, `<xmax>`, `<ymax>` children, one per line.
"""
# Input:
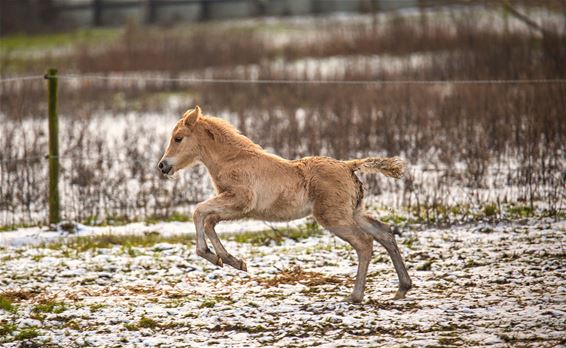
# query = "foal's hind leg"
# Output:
<box><xmin>357</xmin><ymin>214</ymin><xmax>412</xmax><ymax>299</ymax></box>
<box><xmin>314</xmin><ymin>212</ymin><xmax>374</xmax><ymax>303</ymax></box>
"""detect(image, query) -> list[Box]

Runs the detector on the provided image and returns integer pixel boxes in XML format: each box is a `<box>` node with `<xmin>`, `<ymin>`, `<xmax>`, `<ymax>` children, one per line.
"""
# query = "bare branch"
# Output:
<box><xmin>500</xmin><ymin>0</ymin><xmax>547</xmax><ymax>35</ymax></box>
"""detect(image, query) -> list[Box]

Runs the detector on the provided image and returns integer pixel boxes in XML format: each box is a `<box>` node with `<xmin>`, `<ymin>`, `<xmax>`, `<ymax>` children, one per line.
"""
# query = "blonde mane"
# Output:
<box><xmin>200</xmin><ymin>116</ymin><xmax>263</xmax><ymax>152</ymax></box>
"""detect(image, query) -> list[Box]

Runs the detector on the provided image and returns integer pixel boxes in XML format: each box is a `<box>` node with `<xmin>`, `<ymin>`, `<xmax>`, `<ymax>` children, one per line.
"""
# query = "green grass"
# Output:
<box><xmin>31</xmin><ymin>254</ymin><xmax>45</xmax><ymax>262</ymax></box>
<box><xmin>0</xmin><ymin>212</ymin><xmax>189</xmax><ymax>233</ymax></box>
<box><xmin>416</xmin><ymin>260</ymin><xmax>433</xmax><ymax>271</ymax></box>
<box><xmin>402</xmin><ymin>235</ymin><xmax>419</xmax><ymax>250</ymax></box>
<box><xmin>0</xmin><ymin>214</ymin><xmax>188</xmax><ymax>233</ymax></box>
<box><xmin>32</xmin><ymin>300</ymin><xmax>66</xmax><ymax>314</ymax></box>
<box><xmin>43</xmin><ymin>233</ymin><xmax>193</xmax><ymax>252</ymax></box>
<box><xmin>144</xmin><ymin>211</ymin><xmax>192</xmax><ymax>224</ymax></box>
<box><xmin>379</xmin><ymin>213</ymin><xmax>408</xmax><ymax>226</ymax></box>
<box><xmin>199</xmin><ymin>298</ymin><xmax>217</xmax><ymax>309</ymax></box>
<box><xmin>0</xmin><ymin>28</ymin><xmax>120</xmax><ymax>52</ymax></box>
<box><xmin>506</xmin><ymin>204</ymin><xmax>534</xmax><ymax>218</ymax></box>
<box><xmin>122</xmin><ymin>245</ymin><xmax>140</xmax><ymax>257</ymax></box>
<box><xmin>0</xmin><ymin>17</ymin><xmax>296</xmax><ymax>54</ymax></box>
<box><xmin>124</xmin><ymin>323</ymin><xmax>138</xmax><ymax>331</ymax></box>
<box><xmin>198</xmin><ymin>294</ymin><xmax>235</xmax><ymax>309</ymax></box>
<box><xmin>483</xmin><ymin>203</ymin><xmax>499</xmax><ymax>217</ymax></box>
<box><xmin>392</xmin><ymin>201</ymin><xmax>564</xmax><ymax>226</ymax></box>
<box><xmin>0</xmin><ymin>322</ymin><xmax>17</xmax><ymax>336</ymax></box>
<box><xmin>231</xmin><ymin>222</ymin><xmax>322</xmax><ymax>246</ymax></box>
<box><xmin>80</xmin><ymin>214</ymin><xmax>132</xmax><ymax>227</ymax></box>
<box><xmin>0</xmin><ymin>295</ymin><xmax>16</xmax><ymax>314</ymax></box>
<box><xmin>4</xmin><ymin>201</ymin><xmax>560</xmax><ymax>235</ymax></box>
<box><xmin>138</xmin><ymin>316</ymin><xmax>159</xmax><ymax>329</ymax></box>
<box><xmin>0</xmin><ymin>223</ymin><xmax>37</xmax><ymax>233</ymax></box>
<box><xmin>14</xmin><ymin>327</ymin><xmax>39</xmax><ymax>340</ymax></box>
<box><xmin>39</xmin><ymin>224</ymin><xmax>322</xmax><ymax>253</ymax></box>
<box><xmin>80</xmin><ymin>211</ymin><xmax>191</xmax><ymax>227</ymax></box>
<box><xmin>124</xmin><ymin>316</ymin><xmax>160</xmax><ymax>331</ymax></box>
<box><xmin>89</xmin><ymin>303</ymin><xmax>107</xmax><ymax>312</ymax></box>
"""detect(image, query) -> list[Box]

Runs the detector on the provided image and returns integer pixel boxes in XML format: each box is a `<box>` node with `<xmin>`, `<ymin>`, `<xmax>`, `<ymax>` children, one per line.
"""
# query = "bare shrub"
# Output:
<box><xmin>1</xmin><ymin>7</ymin><xmax>564</xmax><ymax>226</ymax></box>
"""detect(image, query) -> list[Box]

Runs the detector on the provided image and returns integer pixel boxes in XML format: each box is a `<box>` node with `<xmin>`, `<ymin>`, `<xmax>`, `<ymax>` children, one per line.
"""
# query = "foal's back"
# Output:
<box><xmin>244</xmin><ymin>154</ymin><xmax>361</xmax><ymax>222</ymax></box>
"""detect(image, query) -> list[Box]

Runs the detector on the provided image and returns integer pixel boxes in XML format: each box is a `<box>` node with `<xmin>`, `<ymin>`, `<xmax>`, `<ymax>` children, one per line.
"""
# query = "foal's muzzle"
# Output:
<box><xmin>158</xmin><ymin>160</ymin><xmax>172</xmax><ymax>175</ymax></box>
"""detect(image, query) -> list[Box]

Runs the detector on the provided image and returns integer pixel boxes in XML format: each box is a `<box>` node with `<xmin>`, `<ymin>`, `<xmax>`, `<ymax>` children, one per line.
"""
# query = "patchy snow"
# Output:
<box><xmin>0</xmin><ymin>218</ymin><xmax>308</xmax><ymax>248</ymax></box>
<box><xmin>1</xmin><ymin>218</ymin><xmax>564</xmax><ymax>347</ymax></box>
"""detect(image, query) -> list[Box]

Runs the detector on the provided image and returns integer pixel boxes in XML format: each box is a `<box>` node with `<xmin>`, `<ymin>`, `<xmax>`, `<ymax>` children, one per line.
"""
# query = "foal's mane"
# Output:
<box><xmin>200</xmin><ymin>116</ymin><xmax>263</xmax><ymax>152</ymax></box>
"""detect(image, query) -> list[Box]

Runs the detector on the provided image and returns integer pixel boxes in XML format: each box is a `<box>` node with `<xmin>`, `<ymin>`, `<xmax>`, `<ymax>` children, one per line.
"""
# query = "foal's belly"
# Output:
<box><xmin>249</xmin><ymin>205</ymin><xmax>312</xmax><ymax>222</ymax></box>
<box><xmin>249</xmin><ymin>188</ymin><xmax>313</xmax><ymax>222</ymax></box>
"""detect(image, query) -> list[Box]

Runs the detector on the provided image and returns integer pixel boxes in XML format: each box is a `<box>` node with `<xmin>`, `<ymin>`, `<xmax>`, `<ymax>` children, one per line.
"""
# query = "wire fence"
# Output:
<box><xmin>2</xmin><ymin>74</ymin><xmax>566</xmax><ymax>85</ymax></box>
<box><xmin>57</xmin><ymin>74</ymin><xmax>566</xmax><ymax>85</ymax></box>
<box><xmin>1</xmin><ymin>73</ymin><xmax>566</xmax><ymax>165</ymax></box>
<box><xmin>0</xmin><ymin>155</ymin><xmax>152</xmax><ymax>164</ymax></box>
<box><xmin>0</xmin><ymin>75</ymin><xmax>46</xmax><ymax>83</ymax></box>
<box><xmin>1</xmin><ymin>70</ymin><xmax>565</xmax><ymax>227</ymax></box>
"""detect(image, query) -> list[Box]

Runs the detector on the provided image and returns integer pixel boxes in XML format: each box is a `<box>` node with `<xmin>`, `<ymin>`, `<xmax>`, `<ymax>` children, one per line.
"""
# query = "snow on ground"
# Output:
<box><xmin>1</xmin><ymin>218</ymin><xmax>564</xmax><ymax>347</ymax></box>
<box><xmin>0</xmin><ymin>218</ymin><xmax>308</xmax><ymax>248</ymax></box>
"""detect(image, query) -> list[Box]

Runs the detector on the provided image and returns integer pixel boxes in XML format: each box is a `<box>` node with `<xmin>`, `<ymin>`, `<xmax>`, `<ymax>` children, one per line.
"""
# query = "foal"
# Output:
<box><xmin>158</xmin><ymin>106</ymin><xmax>412</xmax><ymax>303</ymax></box>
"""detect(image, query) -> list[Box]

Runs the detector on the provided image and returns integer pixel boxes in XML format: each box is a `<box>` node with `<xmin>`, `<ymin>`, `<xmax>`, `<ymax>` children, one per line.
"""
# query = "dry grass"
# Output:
<box><xmin>258</xmin><ymin>265</ymin><xmax>348</xmax><ymax>287</ymax></box>
<box><xmin>0</xmin><ymin>290</ymin><xmax>38</xmax><ymax>303</ymax></box>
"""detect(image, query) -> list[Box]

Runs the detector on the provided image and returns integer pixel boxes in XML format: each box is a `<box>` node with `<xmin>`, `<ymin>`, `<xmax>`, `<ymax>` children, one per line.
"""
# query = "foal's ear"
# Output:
<box><xmin>184</xmin><ymin>105</ymin><xmax>202</xmax><ymax>128</ymax></box>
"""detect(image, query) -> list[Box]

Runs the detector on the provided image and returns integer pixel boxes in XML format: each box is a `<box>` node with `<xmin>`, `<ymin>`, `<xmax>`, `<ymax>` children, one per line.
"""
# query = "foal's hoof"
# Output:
<box><xmin>223</xmin><ymin>256</ymin><xmax>248</xmax><ymax>272</ymax></box>
<box><xmin>346</xmin><ymin>294</ymin><xmax>363</xmax><ymax>304</ymax></box>
<box><xmin>238</xmin><ymin>260</ymin><xmax>248</xmax><ymax>272</ymax></box>
<box><xmin>216</xmin><ymin>258</ymin><xmax>224</xmax><ymax>267</ymax></box>
<box><xmin>393</xmin><ymin>290</ymin><xmax>407</xmax><ymax>300</ymax></box>
<box><xmin>197</xmin><ymin>249</ymin><xmax>223</xmax><ymax>267</ymax></box>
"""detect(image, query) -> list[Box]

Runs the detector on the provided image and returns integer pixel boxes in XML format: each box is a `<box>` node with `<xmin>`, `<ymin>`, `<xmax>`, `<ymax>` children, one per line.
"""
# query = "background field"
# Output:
<box><xmin>1</xmin><ymin>5</ymin><xmax>565</xmax><ymax>228</ymax></box>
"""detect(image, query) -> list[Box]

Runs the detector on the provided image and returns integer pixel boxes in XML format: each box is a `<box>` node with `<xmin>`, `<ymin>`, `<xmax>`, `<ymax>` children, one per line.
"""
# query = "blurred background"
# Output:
<box><xmin>0</xmin><ymin>0</ymin><xmax>565</xmax><ymax>228</ymax></box>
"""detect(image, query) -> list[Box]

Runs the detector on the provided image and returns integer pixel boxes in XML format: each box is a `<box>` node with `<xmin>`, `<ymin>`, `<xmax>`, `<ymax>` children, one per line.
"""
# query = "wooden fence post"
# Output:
<box><xmin>200</xmin><ymin>0</ymin><xmax>211</xmax><ymax>21</ymax></box>
<box><xmin>93</xmin><ymin>0</ymin><xmax>103</xmax><ymax>26</ymax></box>
<box><xmin>146</xmin><ymin>0</ymin><xmax>157</xmax><ymax>24</ymax></box>
<box><xmin>46</xmin><ymin>68</ymin><xmax>60</xmax><ymax>225</ymax></box>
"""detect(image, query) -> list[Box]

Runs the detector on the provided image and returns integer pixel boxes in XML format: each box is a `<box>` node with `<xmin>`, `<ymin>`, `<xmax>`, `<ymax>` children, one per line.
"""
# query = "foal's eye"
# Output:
<box><xmin>174</xmin><ymin>136</ymin><xmax>183</xmax><ymax>143</ymax></box>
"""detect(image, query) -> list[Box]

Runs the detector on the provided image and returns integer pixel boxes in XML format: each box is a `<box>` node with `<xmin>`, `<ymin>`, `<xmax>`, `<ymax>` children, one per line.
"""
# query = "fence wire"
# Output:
<box><xmin>0</xmin><ymin>156</ymin><xmax>153</xmax><ymax>165</ymax></box>
<box><xmin>57</xmin><ymin>74</ymin><xmax>566</xmax><ymax>85</ymax></box>
<box><xmin>0</xmin><ymin>75</ymin><xmax>45</xmax><ymax>83</ymax></box>
<box><xmin>2</xmin><ymin>74</ymin><xmax>566</xmax><ymax>85</ymax></box>
<box><xmin>1</xmin><ymin>73</ymin><xmax>565</xmax><ymax>165</ymax></box>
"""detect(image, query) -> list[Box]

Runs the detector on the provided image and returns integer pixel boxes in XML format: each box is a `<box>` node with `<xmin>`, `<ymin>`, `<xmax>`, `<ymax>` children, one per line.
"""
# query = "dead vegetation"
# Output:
<box><xmin>0</xmin><ymin>290</ymin><xmax>38</xmax><ymax>303</ymax></box>
<box><xmin>0</xmin><ymin>5</ymin><xmax>565</xmax><ymax>227</ymax></box>
<box><xmin>258</xmin><ymin>265</ymin><xmax>348</xmax><ymax>288</ymax></box>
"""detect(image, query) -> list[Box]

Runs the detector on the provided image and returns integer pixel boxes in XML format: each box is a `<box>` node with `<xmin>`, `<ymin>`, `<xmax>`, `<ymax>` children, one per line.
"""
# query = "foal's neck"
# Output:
<box><xmin>197</xmin><ymin>117</ymin><xmax>262</xmax><ymax>179</ymax></box>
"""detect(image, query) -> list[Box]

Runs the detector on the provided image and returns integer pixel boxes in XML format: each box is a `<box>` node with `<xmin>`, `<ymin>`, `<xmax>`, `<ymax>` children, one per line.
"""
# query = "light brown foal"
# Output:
<box><xmin>158</xmin><ymin>106</ymin><xmax>412</xmax><ymax>303</ymax></box>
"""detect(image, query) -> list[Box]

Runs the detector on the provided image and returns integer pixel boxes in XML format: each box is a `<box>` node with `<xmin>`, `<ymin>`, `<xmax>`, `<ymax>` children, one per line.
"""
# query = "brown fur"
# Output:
<box><xmin>159</xmin><ymin>106</ymin><xmax>412</xmax><ymax>303</ymax></box>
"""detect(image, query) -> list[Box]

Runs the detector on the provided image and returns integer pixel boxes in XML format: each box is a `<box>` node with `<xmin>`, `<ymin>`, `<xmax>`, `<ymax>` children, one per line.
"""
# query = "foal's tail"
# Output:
<box><xmin>345</xmin><ymin>157</ymin><xmax>406</xmax><ymax>179</ymax></box>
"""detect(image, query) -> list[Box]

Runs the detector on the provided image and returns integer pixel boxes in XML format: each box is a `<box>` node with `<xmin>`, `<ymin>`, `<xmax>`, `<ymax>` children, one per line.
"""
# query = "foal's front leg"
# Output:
<box><xmin>193</xmin><ymin>190</ymin><xmax>252</xmax><ymax>270</ymax></box>
<box><xmin>193</xmin><ymin>208</ymin><xmax>223</xmax><ymax>267</ymax></box>
<box><xmin>204</xmin><ymin>214</ymin><xmax>247</xmax><ymax>271</ymax></box>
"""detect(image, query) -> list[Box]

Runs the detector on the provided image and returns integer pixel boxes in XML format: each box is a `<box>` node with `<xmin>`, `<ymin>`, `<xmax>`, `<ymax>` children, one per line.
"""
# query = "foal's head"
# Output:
<box><xmin>158</xmin><ymin>106</ymin><xmax>203</xmax><ymax>176</ymax></box>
